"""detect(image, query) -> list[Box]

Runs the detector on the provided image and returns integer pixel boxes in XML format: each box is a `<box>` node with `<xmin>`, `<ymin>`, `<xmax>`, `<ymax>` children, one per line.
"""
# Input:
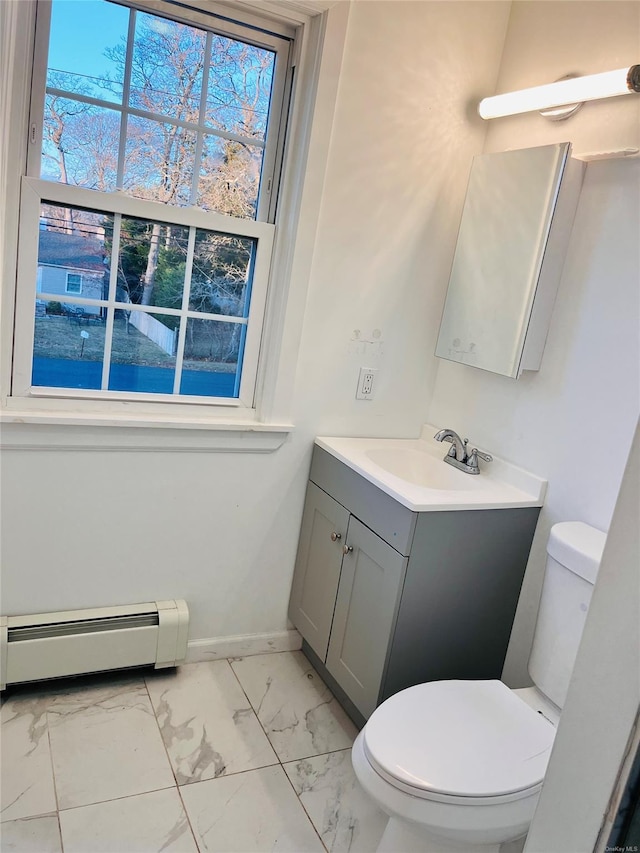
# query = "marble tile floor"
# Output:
<box><xmin>1</xmin><ymin>650</ymin><xmax>388</xmax><ymax>853</ymax></box>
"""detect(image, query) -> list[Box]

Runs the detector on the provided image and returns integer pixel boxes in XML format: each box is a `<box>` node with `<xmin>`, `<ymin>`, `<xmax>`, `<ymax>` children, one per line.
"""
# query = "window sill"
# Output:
<box><xmin>0</xmin><ymin>410</ymin><xmax>293</xmax><ymax>452</ymax></box>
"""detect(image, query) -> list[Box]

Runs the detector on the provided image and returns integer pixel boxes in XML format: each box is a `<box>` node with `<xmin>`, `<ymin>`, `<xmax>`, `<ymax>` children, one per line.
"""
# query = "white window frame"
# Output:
<box><xmin>15</xmin><ymin>177</ymin><xmax>275</xmax><ymax>408</ymax></box>
<box><xmin>64</xmin><ymin>272</ymin><xmax>82</xmax><ymax>294</ymax></box>
<box><xmin>0</xmin><ymin>0</ymin><xmax>350</xmax><ymax>448</ymax></box>
<box><xmin>12</xmin><ymin>0</ymin><xmax>290</xmax><ymax>410</ymax></box>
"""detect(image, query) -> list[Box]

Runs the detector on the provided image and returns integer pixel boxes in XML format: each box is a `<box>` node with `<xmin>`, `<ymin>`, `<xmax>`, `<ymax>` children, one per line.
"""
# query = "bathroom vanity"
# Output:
<box><xmin>289</xmin><ymin>429</ymin><xmax>546</xmax><ymax>725</ymax></box>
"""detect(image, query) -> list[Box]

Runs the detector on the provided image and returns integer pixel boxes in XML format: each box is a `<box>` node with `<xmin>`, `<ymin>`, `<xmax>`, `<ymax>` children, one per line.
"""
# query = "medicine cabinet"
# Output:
<box><xmin>435</xmin><ymin>142</ymin><xmax>584</xmax><ymax>378</ymax></box>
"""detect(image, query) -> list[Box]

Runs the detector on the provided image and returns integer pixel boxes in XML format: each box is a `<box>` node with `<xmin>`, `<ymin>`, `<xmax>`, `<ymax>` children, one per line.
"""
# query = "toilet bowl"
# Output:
<box><xmin>352</xmin><ymin>522</ymin><xmax>606</xmax><ymax>852</ymax></box>
<box><xmin>353</xmin><ymin>680</ymin><xmax>555</xmax><ymax>852</ymax></box>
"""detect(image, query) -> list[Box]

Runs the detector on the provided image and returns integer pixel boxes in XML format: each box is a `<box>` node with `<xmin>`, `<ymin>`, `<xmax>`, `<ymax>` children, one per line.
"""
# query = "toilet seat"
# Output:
<box><xmin>363</xmin><ymin>680</ymin><xmax>556</xmax><ymax>803</ymax></box>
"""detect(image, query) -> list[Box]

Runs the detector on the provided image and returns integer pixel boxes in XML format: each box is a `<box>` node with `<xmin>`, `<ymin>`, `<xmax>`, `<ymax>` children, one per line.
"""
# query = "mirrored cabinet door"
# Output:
<box><xmin>435</xmin><ymin>143</ymin><xmax>583</xmax><ymax>379</ymax></box>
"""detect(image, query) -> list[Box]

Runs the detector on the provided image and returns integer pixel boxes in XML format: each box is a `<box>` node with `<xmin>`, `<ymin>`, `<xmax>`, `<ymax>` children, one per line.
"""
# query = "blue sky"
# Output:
<box><xmin>48</xmin><ymin>0</ymin><xmax>129</xmax><ymax>86</ymax></box>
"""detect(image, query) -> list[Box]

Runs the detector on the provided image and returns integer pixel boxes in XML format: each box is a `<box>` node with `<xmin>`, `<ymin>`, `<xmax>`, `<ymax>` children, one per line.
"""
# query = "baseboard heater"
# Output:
<box><xmin>0</xmin><ymin>600</ymin><xmax>189</xmax><ymax>690</ymax></box>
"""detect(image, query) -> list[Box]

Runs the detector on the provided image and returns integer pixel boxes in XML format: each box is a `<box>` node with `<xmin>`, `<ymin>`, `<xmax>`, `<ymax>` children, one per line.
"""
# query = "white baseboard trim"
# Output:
<box><xmin>185</xmin><ymin>629</ymin><xmax>302</xmax><ymax>663</ymax></box>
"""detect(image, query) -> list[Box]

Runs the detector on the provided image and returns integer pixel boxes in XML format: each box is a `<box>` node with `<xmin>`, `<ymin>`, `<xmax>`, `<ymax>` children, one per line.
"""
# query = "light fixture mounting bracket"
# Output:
<box><xmin>539</xmin><ymin>74</ymin><xmax>583</xmax><ymax>121</ymax></box>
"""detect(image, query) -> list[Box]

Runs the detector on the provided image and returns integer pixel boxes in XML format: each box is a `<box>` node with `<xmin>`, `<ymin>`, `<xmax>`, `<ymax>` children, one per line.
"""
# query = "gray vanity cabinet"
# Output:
<box><xmin>288</xmin><ymin>482</ymin><xmax>348</xmax><ymax>661</ymax></box>
<box><xmin>325</xmin><ymin>517</ymin><xmax>407</xmax><ymax>719</ymax></box>
<box><xmin>288</xmin><ymin>446</ymin><xmax>540</xmax><ymax>726</ymax></box>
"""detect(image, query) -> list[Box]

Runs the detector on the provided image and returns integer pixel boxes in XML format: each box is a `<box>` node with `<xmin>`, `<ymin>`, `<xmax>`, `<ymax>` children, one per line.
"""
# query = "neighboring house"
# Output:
<box><xmin>37</xmin><ymin>229</ymin><xmax>106</xmax><ymax>315</ymax></box>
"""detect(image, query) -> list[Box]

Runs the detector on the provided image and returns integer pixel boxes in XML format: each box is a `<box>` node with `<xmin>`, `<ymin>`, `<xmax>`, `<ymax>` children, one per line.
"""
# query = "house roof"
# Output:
<box><xmin>38</xmin><ymin>229</ymin><xmax>106</xmax><ymax>273</ymax></box>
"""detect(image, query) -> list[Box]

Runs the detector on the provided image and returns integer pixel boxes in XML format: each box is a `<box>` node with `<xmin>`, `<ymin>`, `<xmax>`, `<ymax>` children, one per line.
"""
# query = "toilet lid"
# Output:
<box><xmin>363</xmin><ymin>680</ymin><xmax>555</xmax><ymax>799</ymax></box>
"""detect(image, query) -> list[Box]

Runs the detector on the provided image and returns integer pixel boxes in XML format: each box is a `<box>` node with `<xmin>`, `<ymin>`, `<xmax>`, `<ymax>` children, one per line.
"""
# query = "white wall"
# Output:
<box><xmin>0</xmin><ymin>2</ymin><xmax>509</xmax><ymax>644</ymax></box>
<box><xmin>291</xmin><ymin>0</ymin><xmax>510</xmax><ymax>438</ymax></box>
<box><xmin>427</xmin><ymin>1</ymin><xmax>640</xmax><ymax>685</ymax></box>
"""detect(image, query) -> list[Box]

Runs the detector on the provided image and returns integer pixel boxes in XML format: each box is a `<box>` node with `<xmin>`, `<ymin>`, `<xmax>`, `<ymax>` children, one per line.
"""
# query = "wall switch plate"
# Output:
<box><xmin>356</xmin><ymin>367</ymin><xmax>378</xmax><ymax>400</ymax></box>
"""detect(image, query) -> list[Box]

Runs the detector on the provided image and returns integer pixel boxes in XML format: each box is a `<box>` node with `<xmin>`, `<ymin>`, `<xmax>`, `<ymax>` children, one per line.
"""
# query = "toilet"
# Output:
<box><xmin>352</xmin><ymin>521</ymin><xmax>606</xmax><ymax>853</ymax></box>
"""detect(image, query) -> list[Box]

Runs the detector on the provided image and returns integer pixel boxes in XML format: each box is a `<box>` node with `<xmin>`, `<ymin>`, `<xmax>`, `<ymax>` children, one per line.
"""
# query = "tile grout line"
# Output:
<box><xmin>226</xmin><ymin>655</ymin><xmax>267</xmax><ymax>722</ymax></box>
<box><xmin>142</xmin><ymin>674</ymin><xmax>202</xmax><ymax>853</ymax></box>
<box><xmin>178</xmin><ymin>760</ymin><xmax>280</xmax><ymax>787</ymax></box>
<box><xmin>280</xmin><ymin>757</ymin><xmax>330</xmax><ymax>853</ymax></box>
<box><xmin>56</xmin><ymin>784</ymin><xmax>181</xmax><ymax>814</ymax></box>
<box><xmin>142</xmin><ymin>674</ymin><xmax>181</xmax><ymax>789</ymax></box>
<box><xmin>55</xmin><ymin>809</ymin><xmax>63</xmax><ymax>853</ymax></box>
<box><xmin>43</xmin><ymin>701</ymin><xmax>64</xmax><ymax>853</ymax></box>
<box><xmin>164</xmin><ymin>657</ymin><xmax>290</xmax><ymax>852</ymax></box>
<box><xmin>227</xmin><ymin>653</ymin><xmax>338</xmax><ymax>853</ymax></box>
<box><xmin>174</xmin><ymin>784</ymin><xmax>203</xmax><ymax>853</ymax></box>
<box><xmin>225</xmin><ymin>655</ymin><xmax>283</xmax><ymax>761</ymax></box>
<box><xmin>226</xmin><ymin>653</ymin><xmax>356</xmax><ymax>761</ymax></box>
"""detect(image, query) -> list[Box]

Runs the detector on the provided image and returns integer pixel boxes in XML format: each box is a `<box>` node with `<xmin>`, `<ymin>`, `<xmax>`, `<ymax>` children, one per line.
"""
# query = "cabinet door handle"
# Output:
<box><xmin>330</xmin><ymin>532</ymin><xmax>342</xmax><ymax>541</ymax></box>
<box><xmin>342</xmin><ymin>544</ymin><xmax>353</xmax><ymax>555</ymax></box>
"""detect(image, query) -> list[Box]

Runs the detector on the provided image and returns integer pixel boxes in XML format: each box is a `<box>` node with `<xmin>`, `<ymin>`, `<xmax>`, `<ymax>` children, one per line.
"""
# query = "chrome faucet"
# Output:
<box><xmin>434</xmin><ymin>428</ymin><xmax>493</xmax><ymax>475</ymax></box>
<box><xmin>434</xmin><ymin>428</ymin><xmax>467</xmax><ymax>462</ymax></box>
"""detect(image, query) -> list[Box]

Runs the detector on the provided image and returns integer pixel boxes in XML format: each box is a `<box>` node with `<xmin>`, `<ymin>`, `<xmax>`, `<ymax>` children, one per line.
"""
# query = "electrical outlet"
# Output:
<box><xmin>356</xmin><ymin>367</ymin><xmax>378</xmax><ymax>400</ymax></box>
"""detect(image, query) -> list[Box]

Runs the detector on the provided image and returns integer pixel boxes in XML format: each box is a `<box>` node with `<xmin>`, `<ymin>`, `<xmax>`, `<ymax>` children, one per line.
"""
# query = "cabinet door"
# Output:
<box><xmin>326</xmin><ymin>517</ymin><xmax>407</xmax><ymax>719</ymax></box>
<box><xmin>288</xmin><ymin>483</ymin><xmax>349</xmax><ymax>661</ymax></box>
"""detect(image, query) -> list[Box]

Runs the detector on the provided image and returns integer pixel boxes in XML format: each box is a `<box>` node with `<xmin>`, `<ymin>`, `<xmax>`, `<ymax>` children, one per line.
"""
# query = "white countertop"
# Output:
<box><xmin>315</xmin><ymin>425</ymin><xmax>547</xmax><ymax>512</ymax></box>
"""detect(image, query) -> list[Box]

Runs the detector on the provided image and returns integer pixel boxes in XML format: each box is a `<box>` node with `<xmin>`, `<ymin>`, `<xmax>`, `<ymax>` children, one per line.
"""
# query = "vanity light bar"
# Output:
<box><xmin>478</xmin><ymin>65</ymin><xmax>640</xmax><ymax>119</ymax></box>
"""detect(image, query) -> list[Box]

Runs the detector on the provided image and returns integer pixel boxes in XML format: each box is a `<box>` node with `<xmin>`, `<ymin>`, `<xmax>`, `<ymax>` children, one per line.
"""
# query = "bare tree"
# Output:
<box><xmin>42</xmin><ymin>11</ymin><xmax>273</xmax><ymax>320</ymax></box>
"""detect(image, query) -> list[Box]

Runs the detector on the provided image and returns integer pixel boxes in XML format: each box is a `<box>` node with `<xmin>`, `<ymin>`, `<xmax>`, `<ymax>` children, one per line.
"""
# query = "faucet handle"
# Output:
<box><xmin>468</xmin><ymin>447</ymin><xmax>493</xmax><ymax>467</ymax></box>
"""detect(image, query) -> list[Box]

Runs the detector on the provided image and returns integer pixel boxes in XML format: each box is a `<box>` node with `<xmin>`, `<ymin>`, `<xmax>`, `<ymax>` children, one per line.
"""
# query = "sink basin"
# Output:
<box><xmin>315</xmin><ymin>426</ymin><xmax>546</xmax><ymax>512</ymax></box>
<box><xmin>365</xmin><ymin>447</ymin><xmax>482</xmax><ymax>491</ymax></box>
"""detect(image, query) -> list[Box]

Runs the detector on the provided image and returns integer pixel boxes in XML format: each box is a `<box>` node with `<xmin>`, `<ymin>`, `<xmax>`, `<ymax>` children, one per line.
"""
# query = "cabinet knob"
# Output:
<box><xmin>342</xmin><ymin>544</ymin><xmax>353</xmax><ymax>555</ymax></box>
<box><xmin>330</xmin><ymin>532</ymin><xmax>342</xmax><ymax>542</ymax></box>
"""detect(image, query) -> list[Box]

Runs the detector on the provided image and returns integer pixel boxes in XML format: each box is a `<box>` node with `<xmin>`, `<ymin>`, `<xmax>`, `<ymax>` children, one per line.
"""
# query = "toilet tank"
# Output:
<box><xmin>528</xmin><ymin>521</ymin><xmax>606</xmax><ymax>709</ymax></box>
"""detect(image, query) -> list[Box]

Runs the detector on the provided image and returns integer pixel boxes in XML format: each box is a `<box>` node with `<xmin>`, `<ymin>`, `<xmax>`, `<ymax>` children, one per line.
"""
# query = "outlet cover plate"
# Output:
<box><xmin>356</xmin><ymin>367</ymin><xmax>378</xmax><ymax>400</ymax></box>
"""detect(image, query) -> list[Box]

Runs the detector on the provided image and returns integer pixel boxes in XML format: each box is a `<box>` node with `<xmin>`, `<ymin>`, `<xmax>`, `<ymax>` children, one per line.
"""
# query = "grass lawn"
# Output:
<box><xmin>34</xmin><ymin>315</ymin><xmax>236</xmax><ymax>373</ymax></box>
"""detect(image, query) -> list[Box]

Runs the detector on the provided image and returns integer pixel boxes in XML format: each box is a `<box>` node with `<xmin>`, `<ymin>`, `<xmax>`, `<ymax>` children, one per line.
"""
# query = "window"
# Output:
<box><xmin>65</xmin><ymin>273</ymin><xmax>82</xmax><ymax>294</ymax></box>
<box><xmin>12</xmin><ymin>0</ymin><xmax>293</xmax><ymax>409</ymax></box>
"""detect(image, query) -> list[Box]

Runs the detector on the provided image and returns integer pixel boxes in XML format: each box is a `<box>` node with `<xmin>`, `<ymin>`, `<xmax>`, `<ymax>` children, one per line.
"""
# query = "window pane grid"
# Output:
<box><xmin>189</xmin><ymin>31</ymin><xmax>213</xmax><ymax>207</ymax></box>
<box><xmin>45</xmin><ymin>86</ymin><xmax>268</xmax><ymax>149</ymax></box>
<box><xmin>40</xmin><ymin>0</ymin><xmax>275</xmax><ymax>222</ymax></box>
<box><xmin>34</xmin><ymin>293</ymin><xmax>250</xmax><ymax>326</ymax></box>
<box><xmin>115</xmin><ymin>8</ymin><xmax>137</xmax><ymax>189</ymax></box>
<box><xmin>32</xmin><ymin>199</ymin><xmax>257</xmax><ymax>400</ymax></box>
<box><xmin>46</xmin><ymin>86</ymin><xmax>266</xmax><ymax>149</ymax></box>
<box><xmin>17</xmin><ymin>0</ymin><xmax>284</xmax><ymax>408</ymax></box>
<box><xmin>37</xmin><ymin>292</ymin><xmax>104</xmax><ymax>307</ymax></box>
<box><xmin>100</xmin><ymin>212</ymin><xmax>122</xmax><ymax>389</ymax></box>
<box><xmin>173</xmin><ymin>226</ymin><xmax>197</xmax><ymax>393</ymax></box>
